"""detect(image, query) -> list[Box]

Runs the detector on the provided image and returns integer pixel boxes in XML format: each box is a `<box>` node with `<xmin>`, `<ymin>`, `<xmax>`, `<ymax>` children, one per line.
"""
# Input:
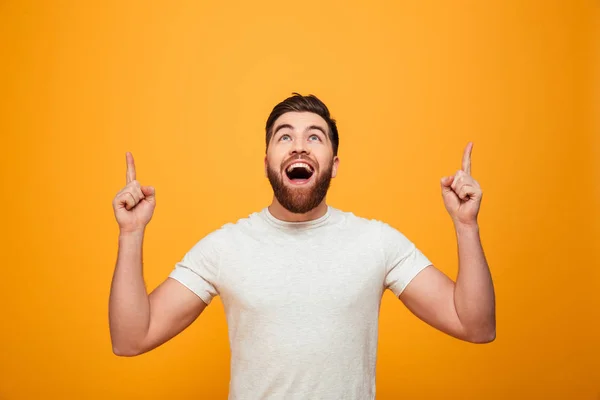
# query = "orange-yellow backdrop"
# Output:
<box><xmin>1</xmin><ymin>1</ymin><xmax>598</xmax><ymax>399</ymax></box>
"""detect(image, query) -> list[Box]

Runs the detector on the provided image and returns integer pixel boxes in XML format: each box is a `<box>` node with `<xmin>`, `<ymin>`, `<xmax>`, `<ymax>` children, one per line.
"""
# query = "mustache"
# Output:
<box><xmin>281</xmin><ymin>154</ymin><xmax>316</xmax><ymax>169</ymax></box>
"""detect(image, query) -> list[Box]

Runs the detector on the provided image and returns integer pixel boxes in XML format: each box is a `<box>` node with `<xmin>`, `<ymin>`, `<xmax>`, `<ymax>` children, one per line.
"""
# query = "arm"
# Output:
<box><xmin>108</xmin><ymin>152</ymin><xmax>207</xmax><ymax>356</ymax></box>
<box><xmin>399</xmin><ymin>142</ymin><xmax>496</xmax><ymax>343</ymax></box>
<box><xmin>399</xmin><ymin>225</ymin><xmax>495</xmax><ymax>343</ymax></box>
<box><xmin>109</xmin><ymin>231</ymin><xmax>207</xmax><ymax>356</ymax></box>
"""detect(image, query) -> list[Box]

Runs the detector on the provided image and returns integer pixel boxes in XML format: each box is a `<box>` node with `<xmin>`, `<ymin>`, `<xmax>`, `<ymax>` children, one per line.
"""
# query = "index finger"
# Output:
<box><xmin>462</xmin><ymin>142</ymin><xmax>473</xmax><ymax>175</ymax></box>
<box><xmin>126</xmin><ymin>152</ymin><xmax>136</xmax><ymax>183</ymax></box>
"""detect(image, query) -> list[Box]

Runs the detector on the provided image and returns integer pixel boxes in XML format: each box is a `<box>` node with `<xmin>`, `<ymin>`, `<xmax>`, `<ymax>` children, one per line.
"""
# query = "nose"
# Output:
<box><xmin>290</xmin><ymin>138</ymin><xmax>310</xmax><ymax>155</ymax></box>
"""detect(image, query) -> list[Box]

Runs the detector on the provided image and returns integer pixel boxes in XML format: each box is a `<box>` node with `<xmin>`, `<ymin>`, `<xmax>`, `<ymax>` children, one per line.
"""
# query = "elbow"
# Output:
<box><xmin>465</xmin><ymin>325</ymin><xmax>496</xmax><ymax>344</ymax></box>
<box><xmin>109</xmin><ymin>327</ymin><xmax>148</xmax><ymax>357</ymax></box>
<box><xmin>112</xmin><ymin>346</ymin><xmax>141</xmax><ymax>357</ymax></box>
<box><xmin>111</xmin><ymin>339</ymin><xmax>144</xmax><ymax>357</ymax></box>
<box><xmin>468</xmin><ymin>329</ymin><xmax>496</xmax><ymax>344</ymax></box>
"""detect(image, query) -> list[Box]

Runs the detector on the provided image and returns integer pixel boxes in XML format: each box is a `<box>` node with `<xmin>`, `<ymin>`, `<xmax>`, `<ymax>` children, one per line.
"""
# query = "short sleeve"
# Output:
<box><xmin>168</xmin><ymin>232</ymin><xmax>221</xmax><ymax>306</ymax></box>
<box><xmin>380</xmin><ymin>222</ymin><xmax>432</xmax><ymax>297</ymax></box>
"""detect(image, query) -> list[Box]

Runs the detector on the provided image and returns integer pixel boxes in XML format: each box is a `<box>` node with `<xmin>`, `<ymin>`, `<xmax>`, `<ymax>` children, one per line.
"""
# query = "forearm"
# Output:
<box><xmin>453</xmin><ymin>223</ymin><xmax>496</xmax><ymax>342</ymax></box>
<box><xmin>109</xmin><ymin>231</ymin><xmax>151</xmax><ymax>355</ymax></box>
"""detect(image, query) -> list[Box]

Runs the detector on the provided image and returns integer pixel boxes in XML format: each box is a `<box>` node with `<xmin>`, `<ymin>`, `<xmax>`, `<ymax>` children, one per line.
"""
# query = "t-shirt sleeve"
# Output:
<box><xmin>168</xmin><ymin>231</ymin><xmax>221</xmax><ymax>306</ymax></box>
<box><xmin>380</xmin><ymin>221</ymin><xmax>432</xmax><ymax>297</ymax></box>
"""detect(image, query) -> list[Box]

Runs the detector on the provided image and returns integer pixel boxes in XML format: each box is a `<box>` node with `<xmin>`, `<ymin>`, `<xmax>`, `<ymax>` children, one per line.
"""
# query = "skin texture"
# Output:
<box><xmin>264</xmin><ymin>111</ymin><xmax>339</xmax><ymax>221</ymax></box>
<box><xmin>109</xmin><ymin>153</ymin><xmax>207</xmax><ymax>356</ymax></box>
<box><xmin>399</xmin><ymin>142</ymin><xmax>496</xmax><ymax>343</ymax></box>
<box><xmin>108</xmin><ymin>111</ymin><xmax>495</xmax><ymax>357</ymax></box>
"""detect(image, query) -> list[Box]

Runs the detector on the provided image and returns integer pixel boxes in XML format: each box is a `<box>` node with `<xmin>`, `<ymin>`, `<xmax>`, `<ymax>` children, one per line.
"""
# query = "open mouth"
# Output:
<box><xmin>285</xmin><ymin>162</ymin><xmax>315</xmax><ymax>184</ymax></box>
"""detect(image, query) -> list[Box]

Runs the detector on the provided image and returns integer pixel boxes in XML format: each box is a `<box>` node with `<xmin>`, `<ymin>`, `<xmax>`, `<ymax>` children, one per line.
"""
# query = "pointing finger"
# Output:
<box><xmin>126</xmin><ymin>152</ymin><xmax>136</xmax><ymax>184</ymax></box>
<box><xmin>462</xmin><ymin>142</ymin><xmax>473</xmax><ymax>175</ymax></box>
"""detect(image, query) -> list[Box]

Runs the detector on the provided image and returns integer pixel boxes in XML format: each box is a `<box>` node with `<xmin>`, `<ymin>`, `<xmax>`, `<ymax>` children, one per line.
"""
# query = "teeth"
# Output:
<box><xmin>286</xmin><ymin>162</ymin><xmax>312</xmax><ymax>172</ymax></box>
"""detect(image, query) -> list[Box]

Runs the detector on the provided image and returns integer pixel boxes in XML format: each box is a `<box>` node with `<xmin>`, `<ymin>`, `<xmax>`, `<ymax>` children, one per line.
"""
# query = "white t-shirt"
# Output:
<box><xmin>169</xmin><ymin>206</ymin><xmax>432</xmax><ymax>400</ymax></box>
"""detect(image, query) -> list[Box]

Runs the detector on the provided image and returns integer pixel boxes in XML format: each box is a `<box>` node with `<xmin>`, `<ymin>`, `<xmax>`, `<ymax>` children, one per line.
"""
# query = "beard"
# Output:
<box><xmin>267</xmin><ymin>159</ymin><xmax>334</xmax><ymax>214</ymax></box>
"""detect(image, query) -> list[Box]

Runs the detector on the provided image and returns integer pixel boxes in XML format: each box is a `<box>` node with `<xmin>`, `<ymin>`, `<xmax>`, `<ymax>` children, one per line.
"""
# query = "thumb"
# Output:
<box><xmin>440</xmin><ymin>176</ymin><xmax>454</xmax><ymax>189</ymax></box>
<box><xmin>141</xmin><ymin>186</ymin><xmax>156</xmax><ymax>202</ymax></box>
<box><xmin>440</xmin><ymin>176</ymin><xmax>456</xmax><ymax>199</ymax></box>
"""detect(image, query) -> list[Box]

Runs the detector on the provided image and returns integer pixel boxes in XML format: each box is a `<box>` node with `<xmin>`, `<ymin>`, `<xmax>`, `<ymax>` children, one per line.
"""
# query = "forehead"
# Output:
<box><xmin>273</xmin><ymin>111</ymin><xmax>328</xmax><ymax>131</ymax></box>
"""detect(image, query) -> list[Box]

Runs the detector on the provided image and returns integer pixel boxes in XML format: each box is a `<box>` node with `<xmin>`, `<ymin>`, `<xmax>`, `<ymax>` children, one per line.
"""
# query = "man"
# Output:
<box><xmin>109</xmin><ymin>93</ymin><xmax>496</xmax><ymax>399</ymax></box>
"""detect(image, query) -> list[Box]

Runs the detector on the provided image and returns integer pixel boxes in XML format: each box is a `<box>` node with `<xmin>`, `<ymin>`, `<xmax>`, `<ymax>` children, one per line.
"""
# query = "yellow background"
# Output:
<box><xmin>1</xmin><ymin>1</ymin><xmax>598</xmax><ymax>399</ymax></box>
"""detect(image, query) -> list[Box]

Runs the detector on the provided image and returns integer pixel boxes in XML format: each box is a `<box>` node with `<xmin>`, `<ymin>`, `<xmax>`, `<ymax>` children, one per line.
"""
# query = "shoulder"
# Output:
<box><xmin>180</xmin><ymin>211</ymin><xmax>261</xmax><ymax>267</ymax></box>
<box><xmin>329</xmin><ymin>207</ymin><xmax>394</xmax><ymax>234</ymax></box>
<box><xmin>193</xmin><ymin>209</ymin><xmax>267</xmax><ymax>245</ymax></box>
<box><xmin>329</xmin><ymin>207</ymin><xmax>415</xmax><ymax>249</ymax></box>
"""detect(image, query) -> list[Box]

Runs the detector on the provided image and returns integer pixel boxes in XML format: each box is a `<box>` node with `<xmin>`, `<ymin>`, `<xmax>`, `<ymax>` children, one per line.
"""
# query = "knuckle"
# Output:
<box><xmin>121</xmin><ymin>191</ymin><xmax>136</xmax><ymax>204</ymax></box>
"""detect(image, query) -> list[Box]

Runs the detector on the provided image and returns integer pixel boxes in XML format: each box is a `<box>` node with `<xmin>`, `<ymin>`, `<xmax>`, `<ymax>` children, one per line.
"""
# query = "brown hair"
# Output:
<box><xmin>265</xmin><ymin>93</ymin><xmax>339</xmax><ymax>156</ymax></box>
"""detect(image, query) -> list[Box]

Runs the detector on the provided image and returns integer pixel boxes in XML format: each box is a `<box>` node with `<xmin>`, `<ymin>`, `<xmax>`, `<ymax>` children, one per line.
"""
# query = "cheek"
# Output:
<box><xmin>266</xmin><ymin>148</ymin><xmax>286</xmax><ymax>164</ymax></box>
<box><xmin>265</xmin><ymin>157</ymin><xmax>282</xmax><ymax>172</ymax></box>
<box><xmin>313</xmin><ymin>151</ymin><xmax>334</xmax><ymax>169</ymax></box>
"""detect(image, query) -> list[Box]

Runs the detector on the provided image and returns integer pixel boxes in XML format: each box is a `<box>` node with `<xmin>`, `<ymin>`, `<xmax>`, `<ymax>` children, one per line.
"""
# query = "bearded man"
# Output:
<box><xmin>108</xmin><ymin>93</ymin><xmax>496</xmax><ymax>400</ymax></box>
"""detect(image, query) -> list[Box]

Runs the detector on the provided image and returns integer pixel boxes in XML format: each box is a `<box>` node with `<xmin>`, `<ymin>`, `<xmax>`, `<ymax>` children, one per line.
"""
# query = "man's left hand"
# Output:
<box><xmin>440</xmin><ymin>142</ymin><xmax>482</xmax><ymax>227</ymax></box>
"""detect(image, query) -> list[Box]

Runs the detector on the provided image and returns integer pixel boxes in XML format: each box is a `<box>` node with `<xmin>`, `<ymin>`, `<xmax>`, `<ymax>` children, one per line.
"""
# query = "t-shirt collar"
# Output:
<box><xmin>262</xmin><ymin>206</ymin><xmax>332</xmax><ymax>230</ymax></box>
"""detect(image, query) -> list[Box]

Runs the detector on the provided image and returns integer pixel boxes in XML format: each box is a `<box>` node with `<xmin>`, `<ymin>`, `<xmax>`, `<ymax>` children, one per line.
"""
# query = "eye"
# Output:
<box><xmin>279</xmin><ymin>134</ymin><xmax>291</xmax><ymax>141</ymax></box>
<box><xmin>309</xmin><ymin>134</ymin><xmax>321</xmax><ymax>141</ymax></box>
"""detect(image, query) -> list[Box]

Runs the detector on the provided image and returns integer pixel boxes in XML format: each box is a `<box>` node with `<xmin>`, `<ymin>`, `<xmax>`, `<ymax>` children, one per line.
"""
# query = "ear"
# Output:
<box><xmin>264</xmin><ymin>155</ymin><xmax>268</xmax><ymax>177</ymax></box>
<box><xmin>331</xmin><ymin>156</ymin><xmax>340</xmax><ymax>178</ymax></box>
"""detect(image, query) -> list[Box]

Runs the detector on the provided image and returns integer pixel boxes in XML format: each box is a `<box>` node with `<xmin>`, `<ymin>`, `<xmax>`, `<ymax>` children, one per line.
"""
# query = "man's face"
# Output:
<box><xmin>265</xmin><ymin>111</ymin><xmax>339</xmax><ymax>214</ymax></box>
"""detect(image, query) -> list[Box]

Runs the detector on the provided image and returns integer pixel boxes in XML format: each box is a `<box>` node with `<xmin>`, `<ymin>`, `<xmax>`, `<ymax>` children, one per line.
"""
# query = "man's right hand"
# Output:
<box><xmin>112</xmin><ymin>152</ymin><xmax>156</xmax><ymax>233</ymax></box>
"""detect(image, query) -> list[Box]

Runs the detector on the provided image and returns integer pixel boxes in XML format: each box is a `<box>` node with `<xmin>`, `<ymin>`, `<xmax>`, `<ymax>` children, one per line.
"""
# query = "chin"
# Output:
<box><xmin>267</xmin><ymin>164</ymin><xmax>332</xmax><ymax>213</ymax></box>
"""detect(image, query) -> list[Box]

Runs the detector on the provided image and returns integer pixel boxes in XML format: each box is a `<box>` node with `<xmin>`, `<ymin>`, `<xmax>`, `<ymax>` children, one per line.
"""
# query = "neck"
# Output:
<box><xmin>268</xmin><ymin>197</ymin><xmax>329</xmax><ymax>222</ymax></box>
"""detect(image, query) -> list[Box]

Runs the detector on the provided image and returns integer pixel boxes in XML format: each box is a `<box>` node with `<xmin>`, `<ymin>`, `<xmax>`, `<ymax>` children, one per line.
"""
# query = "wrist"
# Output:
<box><xmin>454</xmin><ymin>221</ymin><xmax>479</xmax><ymax>235</ymax></box>
<box><xmin>119</xmin><ymin>228</ymin><xmax>145</xmax><ymax>239</ymax></box>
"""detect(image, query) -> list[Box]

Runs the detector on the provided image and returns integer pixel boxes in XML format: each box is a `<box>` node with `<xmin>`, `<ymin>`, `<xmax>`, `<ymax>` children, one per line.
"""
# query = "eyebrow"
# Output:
<box><xmin>273</xmin><ymin>124</ymin><xmax>328</xmax><ymax>138</ymax></box>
